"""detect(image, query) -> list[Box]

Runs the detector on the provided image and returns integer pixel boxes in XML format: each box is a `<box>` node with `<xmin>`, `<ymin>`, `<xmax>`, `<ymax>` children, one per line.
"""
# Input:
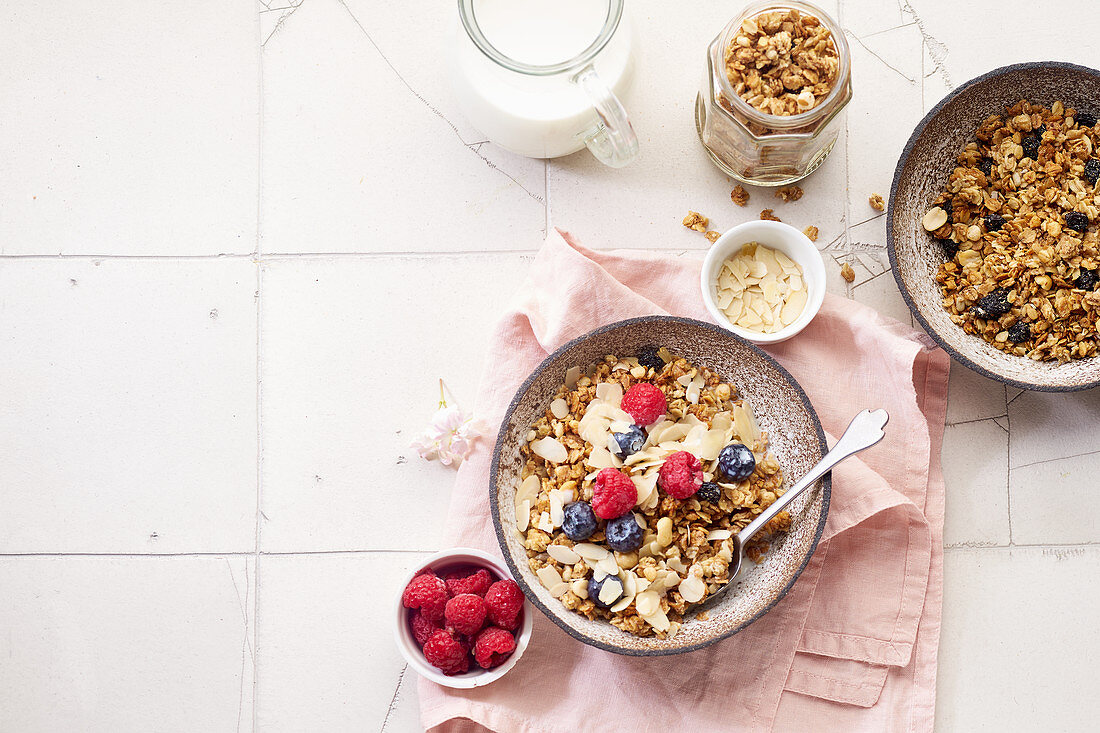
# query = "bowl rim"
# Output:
<box><xmin>392</xmin><ymin>547</ymin><xmax>534</xmax><ymax>688</ymax></box>
<box><xmin>887</xmin><ymin>59</ymin><xmax>1100</xmax><ymax>392</ymax></box>
<box><xmin>700</xmin><ymin>220</ymin><xmax>827</xmax><ymax>344</ymax></box>
<box><xmin>488</xmin><ymin>314</ymin><xmax>831</xmax><ymax>656</ymax></box>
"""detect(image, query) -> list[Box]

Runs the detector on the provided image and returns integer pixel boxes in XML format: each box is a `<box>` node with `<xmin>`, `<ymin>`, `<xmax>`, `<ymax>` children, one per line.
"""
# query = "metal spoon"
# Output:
<box><xmin>695</xmin><ymin>408</ymin><xmax>890</xmax><ymax>610</ymax></box>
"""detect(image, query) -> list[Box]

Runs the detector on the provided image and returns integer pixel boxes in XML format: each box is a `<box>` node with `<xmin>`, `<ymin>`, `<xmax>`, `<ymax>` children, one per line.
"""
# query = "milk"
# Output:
<box><xmin>452</xmin><ymin>0</ymin><xmax>635</xmax><ymax>159</ymax></box>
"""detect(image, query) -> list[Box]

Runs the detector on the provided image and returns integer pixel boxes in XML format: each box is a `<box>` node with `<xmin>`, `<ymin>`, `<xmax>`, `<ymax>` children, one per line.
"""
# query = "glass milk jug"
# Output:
<box><xmin>451</xmin><ymin>0</ymin><xmax>639</xmax><ymax>167</ymax></box>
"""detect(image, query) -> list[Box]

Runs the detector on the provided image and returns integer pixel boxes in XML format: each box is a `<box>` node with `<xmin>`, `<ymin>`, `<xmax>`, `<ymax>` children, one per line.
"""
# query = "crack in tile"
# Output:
<box><xmin>379</xmin><ymin>663</ymin><xmax>408</xmax><ymax>733</ymax></box>
<box><xmin>1011</xmin><ymin>447</ymin><xmax>1100</xmax><ymax>473</ymax></box>
<box><xmin>860</xmin><ymin>21</ymin><xmax>918</xmax><ymax>40</ymax></box>
<box><xmin>899</xmin><ymin>0</ymin><xmax>951</xmax><ymax>89</ymax></box>
<box><xmin>334</xmin><ymin>0</ymin><xmax>546</xmax><ymax>206</ymax></box>
<box><xmin>260</xmin><ymin>0</ymin><xmax>304</xmax><ymax>47</ymax></box>
<box><xmin>851</xmin><ymin>267</ymin><xmax>892</xmax><ymax>289</ymax></box>
<box><xmin>843</xmin><ymin>29</ymin><xmax>916</xmax><ymax>85</ymax></box>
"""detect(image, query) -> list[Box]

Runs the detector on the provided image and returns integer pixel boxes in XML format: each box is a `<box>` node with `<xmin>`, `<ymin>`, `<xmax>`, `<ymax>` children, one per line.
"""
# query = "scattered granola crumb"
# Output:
<box><xmin>869</xmin><ymin>192</ymin><xmax>885</xmax><ymax>211</ymax></box>
<box><xmin>731</xmin><ymin>185</ymin><xmax>750</xmax><ymax>207</ymax></box>
<box><xmin>695</xmin><ymin>611</ymin><xmax>710</xmax><ymax>621</ymax></box>
<box><xmin>802</xmin><ymin>225</ymin><xmax>819</xmax><ymax>241</ymax></box>
<box><xmin>759</xmin><ymin>208</ymin><xmax>781</xmax><ymax>222</ymax></box>
<box><xmin>705</xmin><ymin>230</ymin><xmax>721</xmax><ymax>243</ymax></box>
<box><xmin>840</xmin><ymin>262</ymin><xmax>855</xmax><ymax>282</ymax></box>
<box><xmin>683</xmin><ymin>211</ymin><xmax>709</xmax><ymax>232</ymax></box>
<box><xmin>775</xmin><ymin>185</ymin><xmax>803</xmax><ymax>202</ymax></box>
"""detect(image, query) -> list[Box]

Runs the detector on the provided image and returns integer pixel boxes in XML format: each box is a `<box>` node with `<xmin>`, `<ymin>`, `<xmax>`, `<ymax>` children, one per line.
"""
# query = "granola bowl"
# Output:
<box><xmin>489</xmin><ymin>316</ymin><xmax>829</xmax><ymax>655</ymax></box>
<box><xmin>889</xmin><ymin>61</ymin><xmax>1100</xmax><ymax>390</ymax></box>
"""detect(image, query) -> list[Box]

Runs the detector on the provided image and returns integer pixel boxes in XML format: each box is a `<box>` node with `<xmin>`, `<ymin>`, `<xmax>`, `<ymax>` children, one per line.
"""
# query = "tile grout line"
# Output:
<box><xmin>253</xmin><ymin>7</ymin><xmax>266</xmax><ymax>729</ymax></box>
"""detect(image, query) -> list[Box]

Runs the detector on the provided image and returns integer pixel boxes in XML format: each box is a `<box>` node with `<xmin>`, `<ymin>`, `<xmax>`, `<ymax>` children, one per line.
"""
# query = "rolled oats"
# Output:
<box><xmin>760</xmin><ymin>208</ymin><xmax>781</xmax><ymax>222</ymax></box>
<box><xmin>802</xmin><ymin>225</ymin><xmax>819</xmax><ymax>242</ymax></box>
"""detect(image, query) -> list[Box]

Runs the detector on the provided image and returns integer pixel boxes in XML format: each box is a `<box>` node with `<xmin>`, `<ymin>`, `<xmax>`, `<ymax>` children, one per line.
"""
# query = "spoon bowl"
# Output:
<box><xmin>699</xmin><ymin>408</ymin><xmax>889</xmax><ymax>611</ymax></box>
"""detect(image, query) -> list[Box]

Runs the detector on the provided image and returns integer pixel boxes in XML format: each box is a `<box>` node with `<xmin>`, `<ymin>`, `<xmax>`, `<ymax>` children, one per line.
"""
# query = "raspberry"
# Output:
<box><xmin>444</xmin><ymin>568</ymin><xmax>494</xmax><ymax>597</ymax></box>
<box><xmin>440</xmin><ymin>655</ymin><xmax>470</xmax><ymax>676</ymax></box>
<box><xmin>410</xmin><ymin>610</ymin><xmax>442</xmax><ymax>646</ymax></box>
<box><xmin>422</xmin><ymin>629</ymin><xmax>469</xmax><ymax>674</ymax></box>
<box><xmin>591</xmin><ymin>468</ymin><xmax>638</xmax><ymax>519</ymax></box>
<box><xmin>402</xmin><ymin>573</ymin><xmax>449</xmax><ymax>622</ymax></box>
<box><xmin>444</xmin><ymin>593</ymin><xmax>488</xmax><ymax>636</ymax></box>
<box><xmin>484</xmin><ymin>579</ymin><xmax>525</xmax><ymax>630</ymax></box>
<box><xmin>658</xmin><ymin>450</ymin><xmax>703</xmax><ymax>499</ymax></box>
<box><xmin>473</xmin><ymin>626</ymin><xmax>517</xmax><ymax>669</ymax></box>
<box><xmin>620</xmin><ymin>383</ymin><xmax>668</xmax><ymax>426</ymax></box>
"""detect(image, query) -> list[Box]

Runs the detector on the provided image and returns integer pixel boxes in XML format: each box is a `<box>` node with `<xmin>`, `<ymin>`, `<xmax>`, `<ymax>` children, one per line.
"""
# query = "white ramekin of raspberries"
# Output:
<box><xmin>394</xmin><ymin>547</ymin><xmax>533</xmax><ymax>688</ymax></box>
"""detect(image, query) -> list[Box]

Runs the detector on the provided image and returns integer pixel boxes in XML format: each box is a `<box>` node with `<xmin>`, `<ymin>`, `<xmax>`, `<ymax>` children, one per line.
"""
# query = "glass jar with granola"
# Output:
<box><xmin>695</xmin><ymin>1</ymin><xmax>851</xmax><ymax>186</ymax></box>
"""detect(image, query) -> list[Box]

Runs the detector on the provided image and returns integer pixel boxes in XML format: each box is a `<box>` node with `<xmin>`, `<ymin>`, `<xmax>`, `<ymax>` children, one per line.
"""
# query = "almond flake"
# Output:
<box><xmin>550</xmin><ymin>398</ymin><xmax>569</xmax><ymax>419</ymax></box>
<box><xmin>547</xmin><ymin>544</ymin><xmax>581</xmax><ymax>565</ymax></box>
<box><xmin>531</xmin><ymin>436</ymin><xmax>568</xmax><ymax>463</ymax></box>
<box><xmin>537</xmin><ymin>565</ymin><xmax>564</xmax><ymax>589</ymax></box>
<box><xmin>516</xmin><ymin>499</ymin><xmax>531</xmax><ymax>531</ymax></box>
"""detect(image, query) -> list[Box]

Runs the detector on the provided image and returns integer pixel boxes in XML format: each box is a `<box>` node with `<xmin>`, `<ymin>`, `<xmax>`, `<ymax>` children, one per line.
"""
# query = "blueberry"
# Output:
<box><xmin>1066</xmin><ymin>211</ymin><xmax>1089</xmax><ymax>232</ymax></box>
<box><xmin>1076</xmin><ymin>269</ymin><xmax>1099</xmax><ymax>291</ymax></box>
<box><xmin>588</xmin><ymin>575</ymin><xmax>624</xmax><ymax>609</ymax></box>
<box><xmin>984</xmin><ymin>213</ymin><xmax>1005</xmax><ymax>231</ymax></box>
<box><xmin>971</xmin><ymin>288</ymin><xmax>1011</xmax><ymax>319</ymax></box>
<box><xmin>636</xmin><ymin>346</ymin><xmax>665</xmax><ymax>372</ymax></box>
<box><xmin>1085</xmin><ymin>160</ymin><xmax>1100</xmax><ymax>186</ymax></box>
<box><xmin>717</xmin><ymin>443</ymin><xmax>756</xmax><ymax>482</ymax></box>
<box><xmin>611</xmin><ymin>425</ymin><xmax>646</xmax><ymax>459</ymax></box>
<box><xmin>1076</xmin><ymin>111</ymin><xmax>1097</xmax><ymax>129</ymax></box>
<box><xmin>1006</xmin><ymin>322</ymin><xmax>1031</xmax><ymax>344</ymax></box>
<box><xmin>1021</xmin><ymin>134</ymin><xmax>1040</xmax><ymax>159</ymax></box>
<box><xmin>604</xmin><ymin>514</ymin><xmax>643</xmax><ymax>553</ymax></box>
<box><xmin>977</xmin><ymin>158</ymin><xmax>993</xmax><ymax>177</ymax></box>
<box><xmin>942</xmin><ymin>240</ymin><xmax>960</xmax><ymax>259</ymax></box>
<box><xmin>697</xmin><ymin>481</ymin><xmax>721</xmax><ymax>503</ymax></box>
<box><xmin>1034</xmin><ymin>124</ymin><xmax>1047</xmax><ymax>139</ymax></box>
<box><xmin>561</xmin><ymin>502</ymin><xmax>598</xmax><ymax>542</ymax></box>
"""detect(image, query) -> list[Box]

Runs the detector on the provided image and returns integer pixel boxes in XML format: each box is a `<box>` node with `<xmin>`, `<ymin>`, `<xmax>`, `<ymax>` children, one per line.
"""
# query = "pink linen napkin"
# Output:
<box><xmin>419</xmin><ymin>230</ymin><xmax>949</xmax><ymax>732</ymax></box>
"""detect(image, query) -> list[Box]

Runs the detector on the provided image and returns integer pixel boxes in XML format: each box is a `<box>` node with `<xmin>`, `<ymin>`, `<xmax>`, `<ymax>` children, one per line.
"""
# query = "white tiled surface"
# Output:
<box><xmin>2</xmin><ymin>0</ymin><xmax>1099</xmax><ymax>730</ymax></box>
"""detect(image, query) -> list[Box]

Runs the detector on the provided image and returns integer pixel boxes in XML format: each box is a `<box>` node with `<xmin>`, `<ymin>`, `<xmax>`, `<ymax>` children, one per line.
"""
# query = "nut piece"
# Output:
<box><xmin>731</xmin><ymin>185</ymin><xmax>750</xmax><ymax>207</ymax></box>
<box><xmin>759</xmin><ymin>208</ymin><xmax>781</xmax><ymax>222</ymax></box>
<box><xmin>869</xmin><ymin>193</ymin><xmax>885</xmax><ymax>211</ymax></box>
<box><xmin>922</xmin><ymin>206</ymin><xmax>948</xmax><ymax>231</ymax></box>
<box><xmin>802</xmin><ymin>225</ymin><xmax>819</xmax><ymax>242</ymax></box>
<box><xmin>840</xmin><ymin>262</ymin><xmax>855</xmax><ymax>282</ymax></box>
<box><xmin>683</xmin><ymin>211</ymin><xmax>709</xmax><ymax>232</ymax></box>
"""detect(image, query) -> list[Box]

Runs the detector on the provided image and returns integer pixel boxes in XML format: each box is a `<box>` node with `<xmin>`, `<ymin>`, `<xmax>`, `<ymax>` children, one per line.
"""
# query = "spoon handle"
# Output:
<box><xmin>737</xmin><ymin>409</ymin><xmax>890</xmax><ymax>546</ymax></box>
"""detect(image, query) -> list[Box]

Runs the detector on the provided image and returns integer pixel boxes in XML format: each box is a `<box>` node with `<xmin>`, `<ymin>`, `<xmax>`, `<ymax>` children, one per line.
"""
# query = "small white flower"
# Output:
<box><xmin>411</xmin><ymin>381</ymin><xmax>487</xmax><ymax>467</ymax></box>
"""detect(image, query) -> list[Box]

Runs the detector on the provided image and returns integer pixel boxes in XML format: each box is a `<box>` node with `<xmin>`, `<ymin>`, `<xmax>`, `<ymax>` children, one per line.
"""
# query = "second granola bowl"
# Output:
<box><xmin>489</xmin><ymin>316</ymin><xmax>829</xmax><ymax>655</ymax></box>
<box><xmin>889</xmin><ymin>61</ymin><xmax>1100</xmax><ymax>390</ymax></box>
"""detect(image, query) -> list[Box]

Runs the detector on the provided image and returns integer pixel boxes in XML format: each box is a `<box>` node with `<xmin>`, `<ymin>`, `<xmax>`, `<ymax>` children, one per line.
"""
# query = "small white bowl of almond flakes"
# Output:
<box><xmin>700</xmin><ymin>220</ymin><xmax>826</xmax><ymax>344</ymax></box>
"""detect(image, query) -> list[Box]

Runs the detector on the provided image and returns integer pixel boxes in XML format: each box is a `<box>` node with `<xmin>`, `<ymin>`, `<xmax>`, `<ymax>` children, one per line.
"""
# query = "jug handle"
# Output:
<box><xmin>574</xmin><ymin>65</ymin><xmax>638</xmax><ymax>168</ymax></box>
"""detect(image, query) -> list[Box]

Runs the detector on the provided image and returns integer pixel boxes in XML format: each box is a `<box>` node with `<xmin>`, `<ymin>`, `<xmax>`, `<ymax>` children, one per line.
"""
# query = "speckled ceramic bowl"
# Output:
<box><xmin>889</xmin><ymin>61</ymin><xmax>1100</xmax><ymax>391</ymax></box>
<box><xmin>489</xmin><ymin>316</ymin><xmax>829</xmax><ymax>655</ymax></box>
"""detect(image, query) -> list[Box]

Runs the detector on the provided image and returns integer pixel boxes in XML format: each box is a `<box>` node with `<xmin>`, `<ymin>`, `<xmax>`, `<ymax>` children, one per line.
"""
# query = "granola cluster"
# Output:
<box><xmin>723</xmin><ymin>9</ymin><xmax>839</xmax><ymax>117</ymax></box>
<box><xmin>929</xmin><ymin>100</ymin><xmax>1100</xmax><ymax>361</ymax></box>
<box><xmin>515</xmin><ymin>351</ymin><xmax>789</xmax><ymax>639</ymax></box>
